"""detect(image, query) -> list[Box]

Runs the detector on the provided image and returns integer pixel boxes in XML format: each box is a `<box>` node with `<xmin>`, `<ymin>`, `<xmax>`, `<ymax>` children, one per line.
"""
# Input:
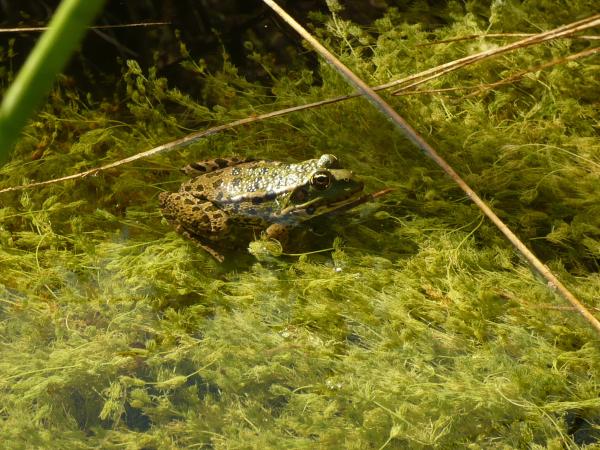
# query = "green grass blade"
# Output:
<box><xmin>0</xmin><ymin>0</ymin><xmax>106</xmax><ymax>164</ymax></box>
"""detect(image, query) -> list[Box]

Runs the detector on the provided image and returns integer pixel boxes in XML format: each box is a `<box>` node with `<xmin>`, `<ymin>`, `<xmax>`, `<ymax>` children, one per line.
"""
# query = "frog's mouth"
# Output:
<box><xmin>311</xmin><ymin>184</ymin><xmax>366</xmax><ymax>214</ymax></box>
<box><xmin>278</xmin><ymin>179</ymin><xmax>366</xmax><ymax>221</ymax></box>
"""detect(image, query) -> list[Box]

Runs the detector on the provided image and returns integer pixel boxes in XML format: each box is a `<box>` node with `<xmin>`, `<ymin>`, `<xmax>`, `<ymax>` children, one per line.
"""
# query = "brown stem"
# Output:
<box><xmin>415</xmin><ymin>32</ymin><xmax>600</xmax><ymax>47</ymax></box>
<box><xmin>0</xmin><ymin>22</ymin><xmax>171</xmax><ymax>34</ymax></box>
<box><xmin>389</xmin><ymin>14</ymin><xmax>600</xmax><ymax>94</ymax></box>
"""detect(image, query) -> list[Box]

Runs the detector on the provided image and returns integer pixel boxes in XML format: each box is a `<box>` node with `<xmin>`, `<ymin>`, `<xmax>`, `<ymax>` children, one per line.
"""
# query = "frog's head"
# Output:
<box><xmin>277</xmin><ymin>155</ymin><xmax>365</xmax><ymax>223</ymax></box>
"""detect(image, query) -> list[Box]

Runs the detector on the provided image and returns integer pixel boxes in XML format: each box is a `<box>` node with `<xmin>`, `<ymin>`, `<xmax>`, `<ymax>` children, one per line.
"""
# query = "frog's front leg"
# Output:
<box><xmin>159</xmin><ymin>192</ymin><xmax>230</xmax><ymax>262</ymax></box>
<box><xmin>265</xmin><ymin>223</ymin><xmax>290</xmax><ymax>244</ymax></box>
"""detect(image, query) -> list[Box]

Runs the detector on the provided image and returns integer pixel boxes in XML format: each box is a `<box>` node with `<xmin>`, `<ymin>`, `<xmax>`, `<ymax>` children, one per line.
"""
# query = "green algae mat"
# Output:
<box><xmin>1</xmin><ymin>2</ymin><xmax>599</xmax><ymax>448</ymax></box>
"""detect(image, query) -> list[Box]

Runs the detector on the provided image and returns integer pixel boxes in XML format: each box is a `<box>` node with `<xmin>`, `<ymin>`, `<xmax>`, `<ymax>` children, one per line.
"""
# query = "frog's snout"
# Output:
<box><xmin>341</xmin><ymin>180</ymin><xmax>364</xmax><ymax>199</ymax></box>
<box><xmin>343</xmin><ymin>170</ymin><xmax>355</xmax><ymax>182</ymax></box>
<box><xmin>346</xmin><ymin>172</ymin><xmax>364</xmax><ymax>191</ymax></box>
<box><xmin>352</xmin><ymin>180</ymin><xmax>364</xmax><ymax>191</ymax></box>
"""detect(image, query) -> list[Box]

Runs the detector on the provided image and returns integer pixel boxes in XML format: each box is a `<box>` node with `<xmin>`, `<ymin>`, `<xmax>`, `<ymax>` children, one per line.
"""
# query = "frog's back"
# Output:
<box><xmin>181</xmin><ymin>158</ymin><xmax>326</xmax><ymax>203</ymax></box>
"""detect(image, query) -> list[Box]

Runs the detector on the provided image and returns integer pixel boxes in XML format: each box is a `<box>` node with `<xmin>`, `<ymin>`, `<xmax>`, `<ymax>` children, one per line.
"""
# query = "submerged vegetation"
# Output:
<box><xmin>1</xmin><ymin>1</ymin><xmax>599</xmax><ymax>448</ymax></box>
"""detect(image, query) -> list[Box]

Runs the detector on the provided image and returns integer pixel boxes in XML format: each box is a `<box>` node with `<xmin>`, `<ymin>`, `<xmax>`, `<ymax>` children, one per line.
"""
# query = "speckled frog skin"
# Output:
<box><xmin>159</xmin><ymin>154</ymin><xmax>386</xmax><ymax>261</ymax></box>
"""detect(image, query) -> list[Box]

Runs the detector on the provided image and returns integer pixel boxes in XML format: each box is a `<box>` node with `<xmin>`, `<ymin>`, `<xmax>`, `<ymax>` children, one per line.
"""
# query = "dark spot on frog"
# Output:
<box><xmin>291</xmin><ymin>187</ymin><xmax>308</xmax><ymax>203</ymax></box>
<box><xmin>184</xmin><ymin>198</ymin><xmax>194</xmax><ymax>205</ymax></box>
<box><xmin>215</xmin><ymin>158</ymin><xmax>229</xmax><ymax>168</ymax></box>
<box><xmin>192</xmin><ymin>206</ymin><xmax>202</xmax><ymax>212</ymax></box>
<box><xmin>251</xmin><ymin>196</ymin><xmax>265</xmax><ymax>205</ymax></box>
<box><xmin>212</xmin><ymin>180</ymin><xmax>222</xmax><ymax>189</ymax></box>
<box><xmin>265</xmin><ymin>192</ymin><xmax>277</xmax><ymax>201</ymax></box>
<box><xmin>190</xmin><ymin>162</ymin><xmax>207</xmax><ymax>172</ymax></box>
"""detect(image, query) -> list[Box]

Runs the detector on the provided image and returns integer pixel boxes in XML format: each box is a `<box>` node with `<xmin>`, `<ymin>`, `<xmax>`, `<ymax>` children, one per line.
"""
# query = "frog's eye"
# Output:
<box><xmin>310</xmin><ymin>170</ymin><xmax>332</xmax><ymax>190</ymax></box>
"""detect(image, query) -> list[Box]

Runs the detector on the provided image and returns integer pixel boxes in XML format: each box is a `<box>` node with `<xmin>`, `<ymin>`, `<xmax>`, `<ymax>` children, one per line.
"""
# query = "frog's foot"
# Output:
<box><xmin>265</xmin><ymin>223</ymin><xmax>290</xmax><ymax>245</ymax></box>
<box><xmin>180</xmin><ymin>156</ymin><xmax>254</xmax><ymax>176</ymax></box>
<box><xmin>178</xmin><ymin>229</ymin><xmax>225</xmax><ymax>262</ymax></box>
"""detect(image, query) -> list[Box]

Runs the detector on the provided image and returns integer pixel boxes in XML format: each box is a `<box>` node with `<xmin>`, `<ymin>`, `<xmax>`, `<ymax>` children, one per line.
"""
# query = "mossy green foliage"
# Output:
<box><xmin>1</xmin><ymin>1</ymin><xmax>599</xmax><ymax>448</ymax></box>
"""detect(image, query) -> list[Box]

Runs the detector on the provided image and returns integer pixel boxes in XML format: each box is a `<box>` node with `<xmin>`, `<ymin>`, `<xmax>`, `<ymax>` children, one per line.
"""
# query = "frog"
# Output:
<box><xmin>159</xmin><ymin>154</ymin><xmax>391</xmax><ymax>261</ymax></box>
